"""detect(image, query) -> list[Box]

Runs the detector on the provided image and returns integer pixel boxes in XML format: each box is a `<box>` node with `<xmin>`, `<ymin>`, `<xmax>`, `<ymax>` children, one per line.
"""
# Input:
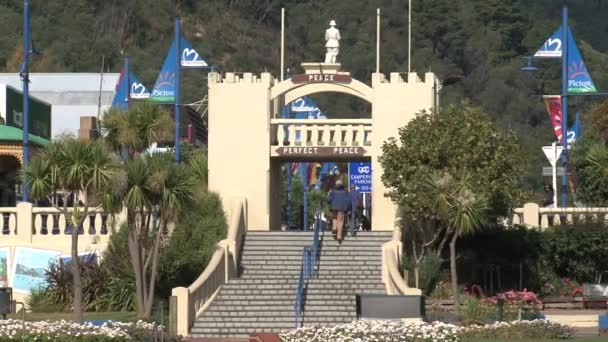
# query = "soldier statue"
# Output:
<box><xmin>325</xmin><ymin>20</ymin><xmax>341</xmax><ymax>63</ymax></box>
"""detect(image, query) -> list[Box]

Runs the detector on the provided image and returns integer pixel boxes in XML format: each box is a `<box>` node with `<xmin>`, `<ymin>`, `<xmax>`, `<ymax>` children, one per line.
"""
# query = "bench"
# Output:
<box><xmin>582</xmin><ymin>283</ymin><xmax>607</xmax><ymax>309</ymax></box>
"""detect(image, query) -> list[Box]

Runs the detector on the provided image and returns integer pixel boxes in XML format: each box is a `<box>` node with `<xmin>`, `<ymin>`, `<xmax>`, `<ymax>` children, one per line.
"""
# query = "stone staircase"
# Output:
<box><xmin>190</xmin><ymin>231</ymin><xmax>392</xmax><ymax>338</ymax></box>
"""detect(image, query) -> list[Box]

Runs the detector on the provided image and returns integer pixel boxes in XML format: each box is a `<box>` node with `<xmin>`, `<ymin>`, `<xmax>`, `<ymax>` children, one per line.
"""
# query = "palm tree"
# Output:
<box><xmin>424</xmin><ymin>173</ymin><xmax>488</xmax><ymax>308</ymax></box>
<box><xmin>25</xmin><ymin>139</ymin><xmax>116</xmax><ymax>323</ymax></box>
<box><xmin>101</xmin><ymin>102</ymin><xmax>174</xmax><ymax>159</ymax></box>
<box><xmin>447</xmin><ymin>179</ymin><xmax>488</xmax><ymax>308</ymax></box>
<box><xmin>105</xmin><ymin>154</ymin><xmax>194</xmax><ymax>319</ymax></box>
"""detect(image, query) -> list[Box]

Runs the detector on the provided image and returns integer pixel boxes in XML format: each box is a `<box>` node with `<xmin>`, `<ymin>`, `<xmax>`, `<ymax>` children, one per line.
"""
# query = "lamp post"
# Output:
<box><xmin>560</xmin><ymin>5</ymin><xmax>569</xmax><ymax>208</ymax></box>
<box><xmin>20</xmin><ymin>0</ymin><xmax>31</xmax><ymax>203</ymax></box>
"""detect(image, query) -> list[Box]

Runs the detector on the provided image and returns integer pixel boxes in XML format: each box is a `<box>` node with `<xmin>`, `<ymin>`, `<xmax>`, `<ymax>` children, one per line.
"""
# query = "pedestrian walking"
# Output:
<box><xmin>328</xmin><ymin>180</ymin><xmax>351</xmax><ymax>242</ymax></box>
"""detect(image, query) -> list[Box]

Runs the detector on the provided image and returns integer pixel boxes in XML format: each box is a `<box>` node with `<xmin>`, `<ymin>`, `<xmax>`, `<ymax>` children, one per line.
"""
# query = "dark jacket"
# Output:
<box><xmin>328</xmin><ymin>185</ymin><xmax>351</xmax><ymax>212</ymax></box>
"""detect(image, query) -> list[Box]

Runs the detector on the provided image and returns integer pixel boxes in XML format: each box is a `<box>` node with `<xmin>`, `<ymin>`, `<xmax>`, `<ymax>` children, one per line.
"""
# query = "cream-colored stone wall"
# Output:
<box><xmin>207</xmin><ymin>72</ymin><xmax>273</xmax><ymax>231</ymax></box>
<box><xmin>0</xmin><ymin>203</ymin><xmax>117</xmax><ymax>305</ymax></box>
<box><xmin>371</xmin><ymin>72</ymin><xmax>436</xmax><ymax>230</ymax></box>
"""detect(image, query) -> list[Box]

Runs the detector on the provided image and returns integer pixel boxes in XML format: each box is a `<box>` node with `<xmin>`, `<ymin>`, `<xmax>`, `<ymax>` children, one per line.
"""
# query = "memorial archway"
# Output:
<box><xmin>206</xmin><ymin>64</ymin><xmax>437</xmax><ymax>231</ymax></box>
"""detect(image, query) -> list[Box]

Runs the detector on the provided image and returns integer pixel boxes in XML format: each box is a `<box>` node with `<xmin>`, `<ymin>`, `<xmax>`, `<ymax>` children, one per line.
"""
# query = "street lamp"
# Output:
<box><xmin>520</xmin><ymin>56</ymin><xmax>538</xmax><ymax>72</ymax></box>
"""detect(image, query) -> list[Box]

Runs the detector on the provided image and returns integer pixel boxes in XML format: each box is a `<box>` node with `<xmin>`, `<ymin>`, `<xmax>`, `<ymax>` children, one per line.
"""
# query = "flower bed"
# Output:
<box><xmin>280</xmin><ymin>319</ymin><xmax>575</xmax><ymax>341</ymax></box>
<box><xmin>0</xmin><ymin>319</ymin><xmax>178</xmax><ymax>341</ymax></box>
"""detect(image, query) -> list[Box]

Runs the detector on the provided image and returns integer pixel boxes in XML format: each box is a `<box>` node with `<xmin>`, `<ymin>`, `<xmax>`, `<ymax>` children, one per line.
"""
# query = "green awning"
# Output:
<box><xmin>0</xmin><ymin>125</ymin><xmax>50</xmax><ymax>146</ymax></box>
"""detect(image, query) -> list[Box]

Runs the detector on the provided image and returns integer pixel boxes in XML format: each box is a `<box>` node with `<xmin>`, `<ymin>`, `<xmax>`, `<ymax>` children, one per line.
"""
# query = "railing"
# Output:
<box><xmin>172</xmin><ymin>197</ymin><xmax>247</xmax><ymax>337</ymax></box>
<box><xmin>512</xmin><ymin>203</ymin><xmax>608</xmax><ymax>229</ymax></box>
<box><xmin>0</xmin><ymin>208</ymin><xmax>17</xmax><ymax>235</ymax></box>
<box><xmin>0</xmin><ymin>203</ymin><xmax>119</xmax><ymax>247</ymax></box>
<box><xmin>271</xmin><ymin>118</ymin><xmax>372</xmax><ymax>147</ymax></box>
<box><xmin>31</xmin><ymin>207</ymin><xmax>111</xmax><ymax>235</ymax></box>
<box><xmin>294</xmin><ymin>204</ymin><xmax>323</xmax><ymax>328</ymax></box>
<box><xmin>382</xmin><ymin>220</ymin><xmax>422</xmax><ymax>296</ymax></box>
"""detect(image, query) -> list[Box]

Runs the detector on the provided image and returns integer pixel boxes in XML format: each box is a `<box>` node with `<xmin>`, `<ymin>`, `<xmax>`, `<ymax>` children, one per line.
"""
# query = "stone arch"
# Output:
<box><xmin>270</xmin><ymin>78</ymin><xmax>373</xmax><ymax>104</ymax></box>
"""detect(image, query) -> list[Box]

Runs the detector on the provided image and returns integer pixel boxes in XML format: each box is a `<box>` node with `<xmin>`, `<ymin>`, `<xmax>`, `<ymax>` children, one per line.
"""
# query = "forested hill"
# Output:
<box><xmin>1</xmin><ymin>0</ymin><xmax>608</xmax><ymax>191</ymax></box>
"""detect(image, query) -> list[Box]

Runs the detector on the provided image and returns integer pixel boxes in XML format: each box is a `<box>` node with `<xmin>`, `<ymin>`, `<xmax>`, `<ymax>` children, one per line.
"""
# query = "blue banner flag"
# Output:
<box><xmin>180</xmin><ymin>36</ymin><xmax>208</xmax><ymax>68</ymax></box>
<box><xmin>150</xmin><ymin>38</ymin><xmax>178</xmax><ymax>103</ymax></box>
<box><xmin>151</xmin><ymin>36</ymin><xmax>208</xmax><ymax>102</ymax></box>
<box><xmin>129</xmin><ymin>73</ymin><xmax>150</xmax><ymax>99</ymax></box>
<box><xmin>534</xmin><ymin>26</ymin><xmax>563</xmax><ymax>58</ymax></box>
<box><xmin>566</xmin><ymin>112</ymin><xmax>582</xmax><ymax>149</ymax></box>
<box><xmin>112</xmin><ymin>67</ymin><xmax>129</xmax><ymax>109</ymax></box>
<box><xmin>567</xmin><ymin>29</ymin><xmax>597</xmax><ymax>93</ymax></box>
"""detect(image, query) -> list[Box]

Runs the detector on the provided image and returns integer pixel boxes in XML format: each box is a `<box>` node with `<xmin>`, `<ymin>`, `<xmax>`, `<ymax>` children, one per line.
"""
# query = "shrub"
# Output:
<box><xmin>543</xmin><ymin>223</ymin><xmax>608</xmax><ymax>283</ymax></box>
<box><xmin>42</xmin><ymin>259</ymin><xmax>108</xmax><ymax>312</ymax></box>
<box><xmin>156</xmin><ymin>192</ymin><xmax>227</xmax><ymax>298</ymax></box>
<box><xmin>96</xmin><ymin>225</ymin><xmax>136</xmax><ymax>312</ymax></box>
<box><xmin>460</xmin><ymin>320</ymin><xmax>575</xmax><ymax>339</ymax></box>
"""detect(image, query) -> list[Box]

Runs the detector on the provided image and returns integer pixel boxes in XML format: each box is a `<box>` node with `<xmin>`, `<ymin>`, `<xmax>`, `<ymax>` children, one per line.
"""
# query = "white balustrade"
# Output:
<box><xmin>31</xmin><ymin>208</ymin><xmax>111</xmax><ymax>236</ymax></box>
<box><xmin>0</xmin><ymin>208</ymin><xmax>17</xmax><ymax>236</ymax></box>
<box><xmin>271</xmin><ymin>118</ymin><xmax>372</xmax><ymax>147</ymax></box>
<box><xmin>512</xmin><ymin>203</ymin><xmax>608</xmax><ymax>229</ymax></box>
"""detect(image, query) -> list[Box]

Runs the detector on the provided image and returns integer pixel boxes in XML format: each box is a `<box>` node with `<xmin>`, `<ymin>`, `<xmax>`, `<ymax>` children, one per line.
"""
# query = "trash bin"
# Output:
<box><xmin>0</xmin><ymin>288</ymin><xmax>12</xmax><ymax>318</ymax></box>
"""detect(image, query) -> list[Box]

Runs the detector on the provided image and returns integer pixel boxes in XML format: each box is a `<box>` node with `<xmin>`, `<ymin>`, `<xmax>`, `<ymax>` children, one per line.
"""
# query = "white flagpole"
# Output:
<box><xmin>281</xmin><ymin>8</ymin><xmax>285</xmax><ymax>81</ymax></box>
<box><xmin>376</xmin><ymin>8</ymin><xmax>380</xmax><ymax>73</ymax></box>
<box><xmin>408</xmin><ymin>0</ymin><xmax>412</xmax><ymax>73</ymax></box>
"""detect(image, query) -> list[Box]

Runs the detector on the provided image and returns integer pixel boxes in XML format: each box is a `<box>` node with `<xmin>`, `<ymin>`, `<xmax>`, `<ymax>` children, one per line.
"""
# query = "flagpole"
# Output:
<box><xmin>560</xmin><ymin>5</ymin><xmax>568</xmax><ymax>207</ymax></box>
<box><xmin>21</xmin><ymin>0</ymin><xmax>30</xmax><ymax>203</ymax></box>
<box><xmin>174</xmin><ymin>17</ymin><xmax>181</xmax><ymax>162</ymax></box>
<box><xmin>125</xmin><ymin>55</ymin><xmax>130</xmax><ymax>109</ymax></box>
<box><xmin>376</xmin><ymin>8</ymin><xmax>380</xmax><ymax>73</ymax></box>
<box><xmin>408</xmin><ymin>0</ymin><xmax>411</xmax><ymax>73</ymax></box>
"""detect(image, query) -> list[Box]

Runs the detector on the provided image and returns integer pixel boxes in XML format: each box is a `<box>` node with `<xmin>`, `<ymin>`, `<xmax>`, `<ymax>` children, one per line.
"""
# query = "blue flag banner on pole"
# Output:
<box><xmin>129</xmin><ymin>73</ymin><xmax>150</xmax><ymax>99</ymax></box>
<box><xmin>534</xmin><ymin>26</ymin><xmax>563</xmax><ymax>58</ymax></box>
<box><xmin>567</xmin><ymin>29</ymin><xmax>597</xmax><ymax>93</ymax></box>
<box><xmin>151</xmin><ymin>35</ymin><xmax>208</xmax><ymax>102</ymax></box>
<box><xmin>180</xmin><ymin>36</ymin><xmax>208</xmax><ymax>68</ymax></box>
<box><xmin>112</xmin><ymin>66</ymin><xmax>129</xmax><ymax>109</ymax></box>
<box><xmin>566</xmin><ymin>112</ymin><xmax>582</xmax><ymax>149</ymax></box>
<box><xmin>151</xmin><ymin>38</ymin><xmax>178</xmax><ymax>103</ymax></box>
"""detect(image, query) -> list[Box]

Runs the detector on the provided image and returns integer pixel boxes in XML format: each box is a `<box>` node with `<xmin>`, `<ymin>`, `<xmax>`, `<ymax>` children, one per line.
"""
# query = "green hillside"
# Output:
<box><xmin>1</xmin><ymin>0</ymin><xmax>607</xmax><ymax>193</ymax></box>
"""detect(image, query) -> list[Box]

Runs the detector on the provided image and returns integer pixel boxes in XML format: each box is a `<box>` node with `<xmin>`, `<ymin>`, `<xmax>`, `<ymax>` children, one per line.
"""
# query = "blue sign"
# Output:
<box><xmin>349</xmin><ymin>162</ymin><xmax>371</xmax><ymax>193</ymax></box>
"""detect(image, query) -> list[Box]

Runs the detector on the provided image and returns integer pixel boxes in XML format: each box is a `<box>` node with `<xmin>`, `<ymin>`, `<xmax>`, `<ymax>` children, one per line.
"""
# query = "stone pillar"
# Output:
<box><xmin>15</xmin><ymin>202</ymin><xmax>33</xmax><ymax>243</ymax></box>
<box><xmin>523</xmin><ymin>203</ymin><xmax>540</xmax><ymax>228</ymax></box>
<box><xmin>171</xmin><ymin>287</ymin><xmax>190</xmax><ymax>337</ymax></box>
<box><xmin>370</xmin><ymin>72</ymin><xmax>436</xmax><ymax>231</ymax></box>
<box><xmin>207</xmin><ymin>72</ymin><xmax>273</xmax><ymax>231</ymax></box>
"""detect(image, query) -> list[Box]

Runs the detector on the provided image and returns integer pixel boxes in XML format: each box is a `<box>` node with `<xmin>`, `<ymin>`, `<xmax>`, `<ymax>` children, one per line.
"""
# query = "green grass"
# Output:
<box><xmin>7</xmin><ymin>311</ymin><xmax>136</xmax><ymax>322</ymax></box>
<box><xmin>463</xmin><ymin>338</ymin><xmax>606</xmax><ymax>342</ymax></box>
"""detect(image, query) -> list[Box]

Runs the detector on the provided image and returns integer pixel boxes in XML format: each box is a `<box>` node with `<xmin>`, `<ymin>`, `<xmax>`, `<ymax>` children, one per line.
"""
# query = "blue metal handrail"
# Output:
<box><xmin>294</xmin><ymin>202</ymin><xmax>323</xmax><ymax>328</ymax></box>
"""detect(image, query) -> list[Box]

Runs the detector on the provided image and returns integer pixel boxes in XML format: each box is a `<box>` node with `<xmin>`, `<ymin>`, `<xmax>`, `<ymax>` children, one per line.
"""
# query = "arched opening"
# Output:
<box><xmin>269</xmin><ymin>89</ymin><xmax>373</xmax><ymax>232</ymax></box>
<box><xmin>0</xmin><ymin>155</ymin><xmax>21</xmax><ymax>207</ymax></box>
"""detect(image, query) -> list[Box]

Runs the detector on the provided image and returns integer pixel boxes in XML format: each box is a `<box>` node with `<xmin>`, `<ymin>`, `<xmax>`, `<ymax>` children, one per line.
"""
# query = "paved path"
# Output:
<box><xmin>543</xmin><ymin>309</ymin><xmax>604</xmax><ymax>337</ymax></box>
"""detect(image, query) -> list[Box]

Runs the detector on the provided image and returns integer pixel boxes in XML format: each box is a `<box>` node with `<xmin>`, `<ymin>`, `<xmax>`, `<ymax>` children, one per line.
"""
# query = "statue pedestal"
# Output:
<box><xmin>301</xmin><ymin>63</ymin><xmax>347</xmax><ymax>75</ymax></box>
